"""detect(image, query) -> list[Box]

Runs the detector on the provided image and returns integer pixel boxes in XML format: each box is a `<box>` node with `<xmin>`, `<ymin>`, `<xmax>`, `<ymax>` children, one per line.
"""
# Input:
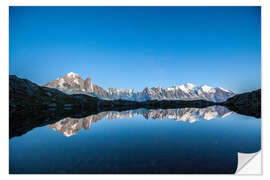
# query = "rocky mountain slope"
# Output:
<box><xmin>223</xmin><ymin>89</ymin><xmax>261</xmax><ymax>117</ymax></box>
<box><xmin>44</xmin><ymin>72</ymin><xmax>235</xmax><ymax>102</ymax></box>
<box><xmin>9</xmin><ymin>75</ymin><xmax>101</xmax><ymax>111</ymax></box>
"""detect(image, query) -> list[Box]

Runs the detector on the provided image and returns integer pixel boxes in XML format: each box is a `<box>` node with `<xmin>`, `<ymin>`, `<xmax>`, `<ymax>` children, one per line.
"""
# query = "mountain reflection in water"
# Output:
<box><xmin>10</xmin><ymin>105</ymin><xmax>261</xmax><ymax>174</ymax></box>
<box><xmin>49</xmin><ymin>106</ymin><xmax>233</xmax><ymax>137</ymax></box>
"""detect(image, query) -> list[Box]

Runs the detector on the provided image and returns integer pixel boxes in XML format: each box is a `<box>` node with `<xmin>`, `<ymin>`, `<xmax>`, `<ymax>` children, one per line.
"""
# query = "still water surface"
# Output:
<box><xmin>9</xmin><ymin>106</ymin><xmax>261</xmax><ymax>174</ymax></box>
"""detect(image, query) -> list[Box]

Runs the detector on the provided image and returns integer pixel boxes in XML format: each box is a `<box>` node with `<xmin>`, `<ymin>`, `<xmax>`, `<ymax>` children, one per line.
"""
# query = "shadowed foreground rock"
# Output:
<box><xmin>223</xmin><ymin>89</ymin><xmax>261</xmax><ymax>118</ymax></box>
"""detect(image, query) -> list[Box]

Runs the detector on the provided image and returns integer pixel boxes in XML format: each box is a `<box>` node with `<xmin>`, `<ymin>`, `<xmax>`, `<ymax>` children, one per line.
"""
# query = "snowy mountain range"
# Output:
<box><xmin>44</xmin><ymin>72</ymin><xmax>234</xmax><ymax>102</ymax></box>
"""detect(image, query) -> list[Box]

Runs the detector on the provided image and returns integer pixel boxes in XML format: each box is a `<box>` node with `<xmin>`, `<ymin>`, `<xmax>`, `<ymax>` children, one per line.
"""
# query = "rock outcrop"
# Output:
<box><xmin>223</xmin><ymin>89</ymin><xmax>261</xmax><ymax>118</ymax></box>
<box><xmin>9</xmin><ymin>75</ymin><xmax>99</xmax><ymax>111</ymax></box>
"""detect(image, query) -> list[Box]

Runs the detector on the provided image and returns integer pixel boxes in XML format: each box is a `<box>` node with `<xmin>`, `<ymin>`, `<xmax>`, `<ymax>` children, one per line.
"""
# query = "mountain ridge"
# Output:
<box><xmin>44</xmin><ymin>72</ymin><xmax>235</xmax><ymax>102</ymax></box>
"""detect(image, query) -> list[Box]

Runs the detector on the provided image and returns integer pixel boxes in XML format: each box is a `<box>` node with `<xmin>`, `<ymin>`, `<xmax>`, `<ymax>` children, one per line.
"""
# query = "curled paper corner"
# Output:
<box><xmin>236</xmin><ymin>151</ymin><xmax>262</xmax><ymax>175</ymax></box>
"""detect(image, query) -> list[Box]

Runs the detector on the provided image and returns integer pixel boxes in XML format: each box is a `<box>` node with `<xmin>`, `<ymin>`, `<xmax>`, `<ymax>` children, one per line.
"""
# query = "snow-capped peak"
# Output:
<box><xmin>177</xmin><ymin>85</ymin><xmax>190</xmax><ymax>93</ymax></box>
<box><xmin>219</xmin><ymin>87</ymin><xmax>231</xmax><ymax>93</ymax></box>
<box><xmin>201</xmin><ymin>85</ymin><xmax>215</xmax><ymax>93</ymax></box>
<box><xmin>186</xmin><ymin>83</ymin><xmax>196</xmax><ymax>89</ymax></box>
<box><xmin>167</xmin><ymin>83</ymin><xmax>197</xmax><ymax>92</ymax></box>
<box><xmin>66</xmin><ymin>72</ymin><xmax>79</xmax><ymax>78</ymax></box>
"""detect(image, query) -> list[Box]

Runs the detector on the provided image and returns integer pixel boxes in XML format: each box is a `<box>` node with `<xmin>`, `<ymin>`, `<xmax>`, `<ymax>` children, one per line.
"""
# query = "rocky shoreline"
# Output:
<box><xmin>222</xmin><ymin>89</ymin><xmax>261</xmax><ymax>118</ymax></box>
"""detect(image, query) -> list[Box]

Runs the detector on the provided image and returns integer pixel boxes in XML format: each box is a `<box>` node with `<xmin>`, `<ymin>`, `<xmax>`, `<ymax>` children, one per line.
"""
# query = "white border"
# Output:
<box><xmin>2</xmin><ymin>0</ymin><xmax>269</xmax><ymax>179</ymax></box>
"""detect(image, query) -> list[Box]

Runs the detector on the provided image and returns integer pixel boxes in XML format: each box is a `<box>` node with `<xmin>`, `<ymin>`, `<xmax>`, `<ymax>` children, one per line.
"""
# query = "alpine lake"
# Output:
<box><xmin>9</xmin><ymin>106</ymin><xmax>261</xmax><ymax>174</ymax></box>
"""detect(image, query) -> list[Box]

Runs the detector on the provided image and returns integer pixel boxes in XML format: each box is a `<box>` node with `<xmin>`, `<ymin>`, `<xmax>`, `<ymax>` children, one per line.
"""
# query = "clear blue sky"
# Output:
<box><xmin>9</xmin><ymin>6</ymin><xmax>261</xmax><ymax>93</ymax></box>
